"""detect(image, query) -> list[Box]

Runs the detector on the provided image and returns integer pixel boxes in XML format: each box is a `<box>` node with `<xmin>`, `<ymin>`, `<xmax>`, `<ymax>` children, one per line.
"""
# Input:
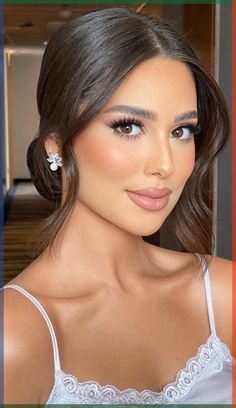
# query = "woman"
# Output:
<box><xmin>2</xmin><ymin>7</ymin><xmax>232</xmax><ymax>404</ymax></box>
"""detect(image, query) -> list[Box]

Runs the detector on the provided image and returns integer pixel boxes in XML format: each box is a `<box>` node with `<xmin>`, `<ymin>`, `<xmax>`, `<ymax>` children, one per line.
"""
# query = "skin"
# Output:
<box><xmin>41</xmin><ymin>57</ymin><xmax>196</xmax><ymax>292</ymax></box>
<box><xmin>4</xmin><ymin>57</ymin><xmax>232</xmax><ymax>404</ymax></box>
<box><xmin>72</xmin><ymin>58</ymin><xmax>195</xmax><ymax>237</ymax></box>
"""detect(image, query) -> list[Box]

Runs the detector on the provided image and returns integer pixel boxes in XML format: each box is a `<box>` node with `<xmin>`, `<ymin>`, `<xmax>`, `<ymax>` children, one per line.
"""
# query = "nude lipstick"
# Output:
<box><xmin>126</xmin><ymin>187</ymin><xmax>172</xmax><ymax>211</ymax></box>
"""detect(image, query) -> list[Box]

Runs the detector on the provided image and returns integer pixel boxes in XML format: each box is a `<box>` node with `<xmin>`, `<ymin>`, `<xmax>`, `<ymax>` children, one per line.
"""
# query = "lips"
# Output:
<box><xmin>126</xmin><ymin>187</ymin><xmax>172</xmax><ymax>211</ymax></box>
<box><xmin>127</xmin><ymin>187</ymin><xmax>172</xmax><ymax>198</ymax></box>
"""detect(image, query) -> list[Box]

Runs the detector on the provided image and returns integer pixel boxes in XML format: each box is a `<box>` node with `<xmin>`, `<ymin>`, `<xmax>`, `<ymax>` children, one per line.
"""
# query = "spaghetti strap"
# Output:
<box><xmin>195</xmin><ymin>253</ymin><xmax>216</xmax><ymax>336</ymax></box>
<box><xmin>2</xmin><ymin>284</ymin><xmax>61</xmax><ymax>372</ymax></box>
<box><xmin>196</xmin><ymin>254</ymin><xmax>217</xmax><ymax>336</ymax></box>
<box><xmin>203</xmin><ymin>268</ymin><xmax>217</xmax><ymax>336</ymax></box>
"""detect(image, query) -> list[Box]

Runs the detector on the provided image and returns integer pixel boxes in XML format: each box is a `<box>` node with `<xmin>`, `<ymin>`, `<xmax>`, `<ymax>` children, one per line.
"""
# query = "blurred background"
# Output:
<box><xmin>3</xmin><ymin>3</ymin><xmax>232</xmax><ymax>284</ymax></box>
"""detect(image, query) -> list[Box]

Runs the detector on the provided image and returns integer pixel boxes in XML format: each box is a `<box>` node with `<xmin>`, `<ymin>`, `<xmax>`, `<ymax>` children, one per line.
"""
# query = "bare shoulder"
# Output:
<box><xmin>143</xmin><ymin>241</ymin><xmax>197</xmax><ymax>275</ymax></box>
<box><xmin>144</xmin><ymin>243</ymin><xmax>232</xmax><ymax>351</ymax></box>
<box><xmin>206</xmin><ymin>255</ymin><xmax>232</xmax><ymax>351</ymax></box>
<box><xmin>206</xmin><ymin>254</ymin><xmax>232</xmax><ymax>286</ymax></box>
<box><xmin>3</xmin><ymin>286</ymin><xmax>55</xmax><ymax>403</ymax></box>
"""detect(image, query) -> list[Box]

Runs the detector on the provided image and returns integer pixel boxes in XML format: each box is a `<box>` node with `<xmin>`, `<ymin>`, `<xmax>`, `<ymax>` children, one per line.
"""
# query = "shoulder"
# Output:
<box><xmin>205</xmin><ymin>255</ymin><xmax>232</xmax><ymax>351</ymax></box>
<box><xmin>206</xmin><ymin>255</ymin><xmax>232</xmax><ymax>310</ymax></box>
<box><xmin>206</xmin><ymin>254</ymin><xmax>232</xmax><ymax>287</ymax></box>
<box><xmin>3</xmin><ymin>286</ymin><xmax>55</xmax><ymax>403</ymax></box>
<box><xmin>144</xmin><ymin>244</ymin><xmax>232</xmax><ymax>351</ymax></box>
<box><xmin>143</xmin><ymin>242</ymin><xmax>197</xmax><ymax>276</ymax></box>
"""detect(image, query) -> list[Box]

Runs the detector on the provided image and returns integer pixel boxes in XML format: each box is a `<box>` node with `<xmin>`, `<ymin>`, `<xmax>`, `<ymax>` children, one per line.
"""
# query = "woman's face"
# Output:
<box><xmin>72</xmin><ymin>57</ymin><xmax>197</xmax><ymax>236</ymax></box>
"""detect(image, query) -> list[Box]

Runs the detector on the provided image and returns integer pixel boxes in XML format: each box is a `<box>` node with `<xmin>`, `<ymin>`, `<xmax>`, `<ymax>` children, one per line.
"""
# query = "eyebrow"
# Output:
<box><xmin>175</xmin><ymin>111</ymin><xmax>198</xmax><ymax>122</ymax></box>
<box><xmin>103</xmin><ymin>105</ymin><xmax>157</xmax><ymax>120</ymax></box>
<box><xmin>103</xmin><ymin>105</ymin><xmax>198</xmax><ymax>123</ymax></box>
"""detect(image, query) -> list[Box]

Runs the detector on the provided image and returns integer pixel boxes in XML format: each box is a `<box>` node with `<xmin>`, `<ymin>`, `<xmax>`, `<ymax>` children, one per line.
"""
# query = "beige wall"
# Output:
<box><xmin>11</xmin><ymin>53</ymin><xmax>42</xmax><ymax>178</ymax></box>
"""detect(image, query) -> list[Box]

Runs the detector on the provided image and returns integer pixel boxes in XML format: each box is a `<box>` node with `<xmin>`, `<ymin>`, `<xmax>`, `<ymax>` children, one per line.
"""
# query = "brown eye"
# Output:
<box><xmin>121</xmin><ymin>125</ymin><xmax>133</xmax><ymax>134</ymax></box>
<box><xmin>172</xmin><ymin>128</ymin><xmax>184</xmax><ymax>138</ymax></box>
<box><xmin>116</xmin><ymin>123</ymin><xmax>141</xmax><ymax>137</ymax></box>
<box><xmin>108</xmin><ymin>118</ymin><xmax>144</xmax><ymax>139</ymax></box>
<box><xmin>171</xmin><ymin>126</ymin><xmax>193</xmax><ymax>142</ymax></box>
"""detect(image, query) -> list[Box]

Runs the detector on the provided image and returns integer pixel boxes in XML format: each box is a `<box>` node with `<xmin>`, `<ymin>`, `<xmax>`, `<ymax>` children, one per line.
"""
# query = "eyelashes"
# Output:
<box><xmin>106</xmin><ymin>116</ymin><xmax>202</xmax><ymax>143</ymax></box>
<box><xmin>170</xmin><ymin>122</ymin><xmax>202</xmax><ymax>143</ymax></box>
<box><xmin>107</xmin><ymin>116</ymin><xmax>144</xmax><ymax>140</ymax></box>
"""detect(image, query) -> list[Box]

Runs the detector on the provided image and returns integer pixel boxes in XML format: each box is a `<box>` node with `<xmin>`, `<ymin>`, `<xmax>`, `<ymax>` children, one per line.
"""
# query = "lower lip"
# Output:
<box><xmin>126</xmin><ymin>191</ymin><xmax>171</xmax><ymax>211</ymax></box>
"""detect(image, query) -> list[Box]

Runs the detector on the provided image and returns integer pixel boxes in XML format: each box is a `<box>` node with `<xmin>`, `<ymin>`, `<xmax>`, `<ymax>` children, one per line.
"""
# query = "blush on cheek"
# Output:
<box><xmin>183</xmin><ymin>156</ymin><xmax>195</xmax><ymax>181</ymax></box>
<box><xmin>79</xmin><ymin>138</ymin><xmax>140</xmax><ymax>179</ymax></box>
<box><xmin>175</xmin><ymin>150</ymin><xmax>195</xmax><ymax>184</ymax></box>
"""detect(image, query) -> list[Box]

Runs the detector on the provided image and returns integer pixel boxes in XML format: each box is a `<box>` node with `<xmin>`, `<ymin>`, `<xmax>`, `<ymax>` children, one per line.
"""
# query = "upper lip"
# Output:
<box><xmin>127</xmin><ymin>187</ymin><xmax>172</xmax><ymax>198</ymax></box>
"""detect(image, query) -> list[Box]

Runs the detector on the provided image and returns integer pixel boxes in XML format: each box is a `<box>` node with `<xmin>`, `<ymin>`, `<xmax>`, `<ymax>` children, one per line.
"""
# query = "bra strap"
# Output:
<box><xmin>2</xmin><ymin>284</ymin><xmax>61</xmax><ymax>371</ymax></box>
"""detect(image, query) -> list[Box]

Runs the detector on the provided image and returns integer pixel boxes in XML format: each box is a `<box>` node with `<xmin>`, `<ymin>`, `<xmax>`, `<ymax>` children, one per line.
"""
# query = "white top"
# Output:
<box><xmin>2</xmin><ymin>255</ymin><xmax>233</xmax><ymax>404</ymax></box>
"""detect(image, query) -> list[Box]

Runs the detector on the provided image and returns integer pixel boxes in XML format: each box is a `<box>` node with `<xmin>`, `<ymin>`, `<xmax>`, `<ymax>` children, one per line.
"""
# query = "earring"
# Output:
<box><xmin>47</xmin><ymin>152</ymin><xmax>63</xmax><ymax>171</ymax></box>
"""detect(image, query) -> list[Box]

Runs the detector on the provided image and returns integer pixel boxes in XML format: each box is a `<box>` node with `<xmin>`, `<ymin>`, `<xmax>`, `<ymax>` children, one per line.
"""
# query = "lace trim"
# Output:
<box><xmin>46</xmin><ymin>334</ymin><xmax>231</xmax><ymax>404</ymax></box>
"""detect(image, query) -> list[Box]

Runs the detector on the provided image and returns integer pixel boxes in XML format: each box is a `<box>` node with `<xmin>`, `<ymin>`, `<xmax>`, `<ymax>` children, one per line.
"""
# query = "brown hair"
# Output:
<box><xmin>27</xmin><ymin>7</ymin><xmax>230</xmax><ymax>270</ymax></box>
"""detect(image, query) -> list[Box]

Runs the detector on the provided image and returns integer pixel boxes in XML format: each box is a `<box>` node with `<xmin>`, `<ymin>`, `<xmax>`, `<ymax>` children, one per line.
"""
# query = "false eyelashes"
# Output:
<box><xmin>106</xmin><ymin>115</ymin><xmax>202</xmax><ymax>142</ymax></box>
<box><xmin>107</xmin><ymin>116</ymin><xmax>144</xmax><ymax>140</ymax></box>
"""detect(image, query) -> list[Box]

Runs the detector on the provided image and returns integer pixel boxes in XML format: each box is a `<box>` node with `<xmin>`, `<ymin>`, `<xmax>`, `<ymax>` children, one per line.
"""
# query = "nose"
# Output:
<box><xmin>144</xmin><ymin>132</ymin><xmax>175</xmax><ymax>178</ymax></box>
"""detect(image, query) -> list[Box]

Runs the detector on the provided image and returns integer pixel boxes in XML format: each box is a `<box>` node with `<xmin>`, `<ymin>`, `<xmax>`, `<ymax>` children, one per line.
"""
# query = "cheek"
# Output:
<box><xmin>175</xmin><ymin>145</ymin><xmax>195</xmax><ymax>185</ymax></box>
<box><xmin>76</xmin><ymin>135</ymin><xmax>140</xmax><ymax>180</ymax></box>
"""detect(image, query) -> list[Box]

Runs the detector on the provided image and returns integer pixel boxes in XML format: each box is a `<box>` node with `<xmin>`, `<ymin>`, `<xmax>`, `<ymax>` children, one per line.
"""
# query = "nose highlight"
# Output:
<box><xmin>145</xmin><ymin>136</ymin><xmax>175</xmax><ymax>178</ymax></box>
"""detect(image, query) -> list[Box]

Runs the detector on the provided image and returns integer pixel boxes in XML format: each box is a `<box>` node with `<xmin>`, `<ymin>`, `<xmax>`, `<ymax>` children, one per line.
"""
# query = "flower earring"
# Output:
<box><xmin>47</xmin><ymin>152</ymin><xmax>63</xmax><ymax>171</ymax></box>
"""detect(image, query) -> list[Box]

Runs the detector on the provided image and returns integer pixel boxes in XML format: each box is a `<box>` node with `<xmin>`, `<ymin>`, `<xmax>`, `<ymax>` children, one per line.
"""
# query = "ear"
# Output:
<box><xmin>44</xmin><ymin>134</ymin><xmax>61</xmax><ymax>156</ymax></box>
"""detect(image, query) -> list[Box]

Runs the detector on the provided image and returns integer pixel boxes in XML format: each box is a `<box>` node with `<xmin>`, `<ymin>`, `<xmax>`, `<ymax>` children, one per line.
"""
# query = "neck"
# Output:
<box><xmin>40</xmin><ymin>200</ymin><xmax>157</xmax><ymax>294</ymax></box>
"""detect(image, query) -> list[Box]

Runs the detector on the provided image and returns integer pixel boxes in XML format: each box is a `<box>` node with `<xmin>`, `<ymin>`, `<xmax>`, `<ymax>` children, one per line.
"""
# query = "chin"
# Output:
<box><xmin>126</xmin><ymin>222</ymin><xmax>164</xmax><ymax>237</ymax></box>
<box><xmin>140</xmin><ymin>227</ymin><xmax>161</xmax><ymax>237</ymax></box>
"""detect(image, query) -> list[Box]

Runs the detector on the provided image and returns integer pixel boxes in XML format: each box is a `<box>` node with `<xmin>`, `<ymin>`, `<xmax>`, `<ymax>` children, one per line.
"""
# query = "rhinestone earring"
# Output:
<box><xmin>47</xmin><ymin>152</ymin><xmax>63</xmax><ymax>171</ymax></box>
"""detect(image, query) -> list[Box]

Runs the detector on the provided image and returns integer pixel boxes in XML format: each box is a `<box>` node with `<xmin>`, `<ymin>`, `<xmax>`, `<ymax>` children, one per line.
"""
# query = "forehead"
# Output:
<box><xmin>102</xmin><ymin>57</ymin><xmax>197</xmax><ymax>116</ymax></box>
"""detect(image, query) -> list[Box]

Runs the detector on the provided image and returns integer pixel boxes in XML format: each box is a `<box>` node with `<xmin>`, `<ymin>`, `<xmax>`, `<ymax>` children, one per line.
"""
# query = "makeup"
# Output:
<box><xmin>126</xmin><ymin>190</ymin><xmax>171</xmax><ymax>211</ymax></box>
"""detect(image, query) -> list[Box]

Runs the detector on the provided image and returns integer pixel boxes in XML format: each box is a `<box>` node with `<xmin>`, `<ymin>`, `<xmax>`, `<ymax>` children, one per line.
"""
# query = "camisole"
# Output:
<box><xmin>2</xmin><ymin>258</ymin><xmax>233</xmax><ymax>404</ymax></box>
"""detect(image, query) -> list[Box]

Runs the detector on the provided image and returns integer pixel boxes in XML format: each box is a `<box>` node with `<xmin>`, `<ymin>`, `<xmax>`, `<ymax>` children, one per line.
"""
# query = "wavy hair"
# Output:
<box><xmin>27</xmin><ymin>7</ymin><xmax>229</xmax><ymax>270</ymax></box>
